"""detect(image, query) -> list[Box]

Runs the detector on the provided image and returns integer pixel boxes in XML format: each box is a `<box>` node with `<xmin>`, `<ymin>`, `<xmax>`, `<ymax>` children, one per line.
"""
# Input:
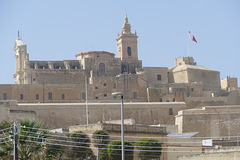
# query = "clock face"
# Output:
<box><xmin>127</xmin><ymin>47</ymin><xmax>132</xmax><ymax>56</ymax></box>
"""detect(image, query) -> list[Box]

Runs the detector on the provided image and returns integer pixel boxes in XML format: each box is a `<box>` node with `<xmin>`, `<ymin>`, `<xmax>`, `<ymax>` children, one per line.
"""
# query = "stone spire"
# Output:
<box><xmin>122</xmin><ymin>14</ymin><xmax>131</xmax><ymax>34</ymax></box>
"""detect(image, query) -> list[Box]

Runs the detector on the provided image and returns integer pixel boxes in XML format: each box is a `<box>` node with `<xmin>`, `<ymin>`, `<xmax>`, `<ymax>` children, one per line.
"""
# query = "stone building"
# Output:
<box><xmin>175</xmin><ymin>105</ymin><xmax>240</xmax><ymax>137</ymax></box>
<box><xmin>0</xmin><ymin>15</ymin><xmax>236</xmax><ymax>107</ymax></box>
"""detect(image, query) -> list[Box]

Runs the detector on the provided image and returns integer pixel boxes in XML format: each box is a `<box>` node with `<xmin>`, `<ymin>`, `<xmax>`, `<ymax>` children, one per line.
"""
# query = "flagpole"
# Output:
<box><xmin>188</xmin><ymin>32</ymin><xmax>190</xmax><ymax>57</ymax></box>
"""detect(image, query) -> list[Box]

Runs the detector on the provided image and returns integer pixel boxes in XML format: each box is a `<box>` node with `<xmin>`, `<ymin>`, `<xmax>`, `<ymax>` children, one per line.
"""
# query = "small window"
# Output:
<box><xmin>20</xmin><ymin>94</ymin><xmax>24</xmax><ymax>100</ymax></box>
<box><xmin>157</xmin><ymin>74</ymin><xmax>161</xmax><ymax>81</ymax></box>
<box><xmin>133</xmin><ymin>92</ymin><xmax>138</xmax><ymax>99</ymax></box>
<box><xmin>62</xmin><ymin>94</ymin><xmax>65</xmax><ymax>100</ymax></box>
<box><xmin>99</xmin><ymin>63</ymin><xmax>105</xmax><ymax>73</ymax></box>
<box><xmin>48</xmin><ymin>92</ymin><xmax>52</xmax><ymax>100</ymax></box>
<box><xmin>95</xmin><ymin>86</ymin><xmax>98</xmax><ymax>90</ymax></box>
<box><xmin>169</xmin><ymin>108</ymin><xmax>173</xmax><ymax>115</ymax></box>
<box><xmin>173</xmin><ymin>98</ymin><xmax>175</xmax><ymax>102</ymax></box>
<box><xmin>160</xmin><ymin>99</ymin><xmax>162</xmax><ymax>102</ymax></box>
<box><xmin>191</xmin><ymin>88</ymin><xmax>194</xmax><ymax>92</ymax></box>
<box><xmin>96</xmin><ymin>97</ymin><xmax>99</xmax><ymax>99</ymax></box>
<box><xmin>113</xmin><ymin>83</ymin><xmax>116</xmax><ymax>89</ymax></box>
<box><xmin>166</xmin><ymin>100</ymin><xmax>169</xmax><ymax>102</ymax></box>
<box><xmin>127</xmin><ymin>47</ymin><xmax>132</xmax><ymax>56</ymax></box>
<box><xmin>3</xmin><ymin>93</ymin><xmax>7</xmax><ymax>100</ymax></box>
<box><xmin>82</xmin><ymin>92</ymin><xmax>86</xmax><ymax>100</ymax></box>
<box><xmin>104</xmin><ymin>94</ymin><xmax>107</xmax><ymax>97</ymax></box>
<box><xmin>103</xmin><ymin>83</ymin><xmax>107</xmax><ymax>86</ymax></box>
<box><xmin>33</xmin><ymin>78</ymin><xmax>36</xmax><ymax>81</ymax></box>
<box><xmin>114</xmin><ymin>96</ymin><xmax>117</xmax><ymax>99</ymax></box>
<box><xmin>36</xmin><ymin>94</ymin><xmax>39</xmax><ymax>100</ymax></box>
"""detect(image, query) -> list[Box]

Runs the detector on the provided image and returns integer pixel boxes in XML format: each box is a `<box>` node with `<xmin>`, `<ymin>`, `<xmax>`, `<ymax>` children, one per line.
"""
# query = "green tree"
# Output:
<box><xmin>0</xmin><ymin>120</ymin><xmax>13</xmax><ymax>160</ymax></box>
<box><xmin>107</xmin><ymin>139</ymin><xmax>133</xmax><ymax>160</ymax></box>
<box><xmin>66</xmin><ymin>131</ymin><xmax>95</xmax><ymax>160</ymax></box>
<box><xmin>0</xmin><ymin>119</ymin><xmax>64</xmax><ymax>160</ymax></box>
<box><xmin>92</xmin><ymin>130</ymin><xmax>109</xmax><ymax>160</ymax></box>
<box><xmin>99</xmin><ymin>147</ymin><xmax>109</xmax><ymax>160</ymax></box>
<box><xmin>135</xmin><ymin>138</ymin><xmax>162</xmax><ymax>160</ymax></box>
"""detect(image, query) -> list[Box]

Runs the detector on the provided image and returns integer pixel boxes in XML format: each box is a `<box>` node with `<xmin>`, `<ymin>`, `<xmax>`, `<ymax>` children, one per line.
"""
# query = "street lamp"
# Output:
<box><xmin>112</xmin><ymin>92</ymin><xmax>124</xmax><ymax>160</ymax></box>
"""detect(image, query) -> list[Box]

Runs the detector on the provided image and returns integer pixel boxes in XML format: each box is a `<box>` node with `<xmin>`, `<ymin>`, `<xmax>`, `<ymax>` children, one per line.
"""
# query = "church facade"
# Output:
<box><xmin>1</xmin><ymin>15</ymin><xmax>225</xmax><ymax>104</ymax></box>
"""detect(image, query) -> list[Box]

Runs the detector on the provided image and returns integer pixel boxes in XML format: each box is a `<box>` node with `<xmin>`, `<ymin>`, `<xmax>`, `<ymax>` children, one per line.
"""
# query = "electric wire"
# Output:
<box><xmin>21</xmin><ymin>126</ymin><xmax>240</xmax><ymax>140</ymax></box>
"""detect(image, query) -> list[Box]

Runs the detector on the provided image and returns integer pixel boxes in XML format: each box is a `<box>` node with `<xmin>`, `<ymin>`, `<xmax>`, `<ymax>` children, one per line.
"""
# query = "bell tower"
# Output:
<box><xmin>117</xmin><ymin>15</ymin><xmax>138</xmax><ymax>61</ymax></box>
<box><xmin>13</xmin><ymin>32</ymin><xmax>29</xmax><ymax>84</ymax></box>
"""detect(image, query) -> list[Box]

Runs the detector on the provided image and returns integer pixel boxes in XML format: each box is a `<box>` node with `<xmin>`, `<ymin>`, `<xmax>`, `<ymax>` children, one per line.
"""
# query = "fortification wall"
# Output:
<box><xmin>5</xmin><ymin>102</ymin><xmax>187</xmax><ymax>128</ymax></box>
<box><xmin>176</xmin><ymin>105</ymin><xmax>240</xmax><ymax>137</ymax></box>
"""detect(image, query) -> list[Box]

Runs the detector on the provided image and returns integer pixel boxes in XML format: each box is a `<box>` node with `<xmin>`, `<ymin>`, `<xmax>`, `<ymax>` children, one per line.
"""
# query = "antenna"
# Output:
<box><xmin>18</xmin><ymin>30</ymin><xmax>20</xmax><ymax>39</ymax></box>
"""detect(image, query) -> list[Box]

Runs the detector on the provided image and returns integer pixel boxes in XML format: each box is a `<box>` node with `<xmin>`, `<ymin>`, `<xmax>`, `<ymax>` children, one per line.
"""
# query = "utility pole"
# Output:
<box><xmin>13</xmin><ymin>122</ymin><xmax>18</xmax><ymax>160</ymax></box>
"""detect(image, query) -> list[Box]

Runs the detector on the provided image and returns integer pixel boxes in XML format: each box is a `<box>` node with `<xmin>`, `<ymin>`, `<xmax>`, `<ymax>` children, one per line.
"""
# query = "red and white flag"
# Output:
<box><xmin>188</xmin><ymin>31</ymin><xmax>197</xmax><ymax>43</ymax></box>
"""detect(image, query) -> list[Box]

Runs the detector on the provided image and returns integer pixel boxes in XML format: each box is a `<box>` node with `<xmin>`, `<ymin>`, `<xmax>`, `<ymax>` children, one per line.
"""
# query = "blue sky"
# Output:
<box><xmin>0</xmin><ymin>0</ymin><xmax>239</xmax><ymax>85</ymax></box>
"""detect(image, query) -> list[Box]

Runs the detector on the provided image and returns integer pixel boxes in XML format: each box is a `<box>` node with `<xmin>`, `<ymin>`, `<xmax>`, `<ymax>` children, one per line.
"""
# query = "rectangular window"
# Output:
<box><xmin>36</xmin><ymin>94</ymin><xmax>39</xmax><ymax>100</ymax></box>
<box><xmin>133</xmin><ymin>92</ymin><xmax>138</xmax><ymax>99</ymax></box>
<box><xmin>169</xmin><ymin>108</ymin><xmax>173</xmax><ymax>115</ymax></box>
<box><xmin>160</xmin><ymin>98</ymin><xmax>162</xmax><ymax>102</ymax></box>
<box><xmin>48</xmin><ymin>92</ymin><xmax>52</xmax><ymax>100</ymax></box>
<box><xmin>82</xmin><ymin>92</ymin><xmax>86</xmax><ymax>100</ymax></box>
<box><xmin>3</xmin><ymin>93</ymin><xmax>7</xmax><ymax>100</ymax></box>
<box><xmin>104</xmin><ymin>94</ymin><xmax>107</xmax><ymax>97</ymax></box>
<box><xmin>62</xmin><ymin>94</ymin><xmax>65</xmax><ymax>99</ymax></box>
<box><xmin>95</xmin><ymin>86</ymin><xmax>98</xmax><ymax>90</ymax></box>
<box><xmin>157</xmin><ymin>74</ymin><xmax>161</xmax><ymax>81</ymax></box>
<box><xmin>96</xmin><ymin>97</ymin><xmax>98</xmax><ymax>99</ymax></box>
<box><xmin>103</xmin><ymin>83</ymin><xmax>107</xmax><ymax>86</ymax></box>
<box><xmin>191</xmin><ymin>88</ymin><xmax>194</xmax><ymax>92</ymax></box>
<box><xmin>113</xmin><ymin>83</ymin><xmax>116</xmax><ymax>89</ymax></box>
<box><xmin>20</xmin><ymin>94</ymin><xmax>24</xmax><ymax>100</ymax></box>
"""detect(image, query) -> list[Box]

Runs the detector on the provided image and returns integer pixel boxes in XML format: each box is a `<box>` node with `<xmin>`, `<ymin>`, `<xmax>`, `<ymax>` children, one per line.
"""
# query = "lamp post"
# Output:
<box><xmin>112</xmin><ymin>92</ymin><xmax>124</xmax><ymax>160</ymax></box>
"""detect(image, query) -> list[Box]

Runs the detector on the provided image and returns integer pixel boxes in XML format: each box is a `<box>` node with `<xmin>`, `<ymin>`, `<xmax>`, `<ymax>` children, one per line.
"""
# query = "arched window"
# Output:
<box><xmin>99</xmin><ymin>63</ymin><xmax>105</xmax><ymax>73</ymax></box>
<box><xmin>127</xmin><ymin>47</ymin><xmax>132</xmax><ymax>56</ymax></box>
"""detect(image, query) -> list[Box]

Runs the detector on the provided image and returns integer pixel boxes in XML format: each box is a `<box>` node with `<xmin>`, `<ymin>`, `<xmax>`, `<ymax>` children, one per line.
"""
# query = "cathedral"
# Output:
<box><xmin>1</xmin><ymin>15</ymin><xmax>230</xmax><ymax>104</ymax></box>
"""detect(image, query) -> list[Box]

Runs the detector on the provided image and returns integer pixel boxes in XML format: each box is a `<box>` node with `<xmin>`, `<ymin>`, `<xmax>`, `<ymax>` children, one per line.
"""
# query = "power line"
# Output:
<box><xmin>18</xmin><ymin>130</ymin><xmax>240</xmax><ymax>146</ymax></box>
<box><xmin>20</xmin><ymin>126</ymin><xmax>240</xmax><ymax>140</ymax></box>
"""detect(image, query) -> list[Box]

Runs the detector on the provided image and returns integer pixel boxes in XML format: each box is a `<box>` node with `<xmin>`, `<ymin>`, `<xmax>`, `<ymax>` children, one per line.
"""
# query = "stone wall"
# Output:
<box><xmin>221</xmin><ymin>77</ymin><xmax>238</xmax><ymax>92</ymax></box>
<box><xmin>185</xmin><ymin>97</ymin><xmax>227</xmax><ymax>108</ymax></box>
<box><xmin>5</xmin><ymin>102</ymin><xmax>187</xmax><ymax>128</ymax></box>
<box><xmin>175</xmin><ymin>105</ymin><xmax>240</xmax><ymax>137</ymax></box>
<box><xmin>0</xmin><ymin>100</ymin><xmax>36</xmax><ymax>122</ymax></box>
<box><xmin>177</xmin><ymin>149</ymin><xmax>240</xmax><ymax>160</ymax></box>
<box><xmin>227</xmin><ymin>90</ymin><xmax>240</xmax><ymax>105</ymax></box>
<box><xmin>170</xmin><ymin>65</ymin><xmax>221</xmax><ymax>92</ymax></box>
<box><xmin>143</xmin><ymin>67</ymin><xmax>168</xmax><ymax>86</ymax></box>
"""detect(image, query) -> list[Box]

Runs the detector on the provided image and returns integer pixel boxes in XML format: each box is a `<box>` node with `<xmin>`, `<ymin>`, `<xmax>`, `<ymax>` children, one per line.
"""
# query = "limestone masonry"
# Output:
<box><xmin>0</xmin><ymin>15</ymin><xmax>238</xmax><ymax>106</ymax></box>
